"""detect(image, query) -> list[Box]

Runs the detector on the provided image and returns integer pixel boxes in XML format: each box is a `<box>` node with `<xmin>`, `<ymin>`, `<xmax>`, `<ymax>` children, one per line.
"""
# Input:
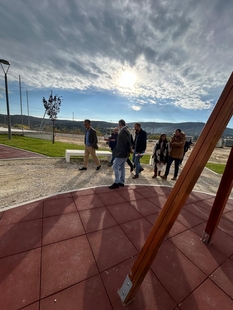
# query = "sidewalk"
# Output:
<box><xmin>0</xmin><ymin>144</ymin><xmax>46</xmax><ymax>160</ymax></box>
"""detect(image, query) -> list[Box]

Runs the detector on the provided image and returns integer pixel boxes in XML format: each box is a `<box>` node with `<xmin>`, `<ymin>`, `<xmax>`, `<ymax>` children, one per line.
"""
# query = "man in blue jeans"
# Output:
<box><xmin>109</xmin><ymin>119</ymin><xmax>132</xmax><ymax>189</ymax></box>
<box><xmin>132</xmin><ymin>123</ymin><xmax>147</xmax><ymax>179</ymax></box>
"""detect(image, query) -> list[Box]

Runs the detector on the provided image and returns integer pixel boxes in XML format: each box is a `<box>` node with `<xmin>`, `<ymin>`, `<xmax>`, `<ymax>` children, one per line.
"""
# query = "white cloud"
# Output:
<box><xmin>148</xmin><ymin>99</ymin><xmax>156</xmax><ymax>104</ymax></box>
<box><xmin>0</xmin><ymin>0</ymin><xmax>232</xmax><ymax>114</ymax></box>
<box><xmin>174</xmin><ymin>98</ymin><xmax>212</xmax><ymax>110</ymax></box>
<box><xmin>132</xmin><ymin>105</ymin><xmax>141</xmax><ymax>111</ymax></box>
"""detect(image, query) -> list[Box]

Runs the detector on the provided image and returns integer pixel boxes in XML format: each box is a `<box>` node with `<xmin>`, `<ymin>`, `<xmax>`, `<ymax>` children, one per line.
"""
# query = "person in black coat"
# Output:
<box><xmin>132</xmin><ymin>123</ymin><xmax>147</xmax><ymax>179</ymax></box>
<box><xmin>109</xmin><ymin>119</ymin><xmax>132</xmax><ymax>189</ymax></box>
<box><xmin>108</xmin><ymin>128</ymin><xmax>134</xmax><ymax>171</ymax></box>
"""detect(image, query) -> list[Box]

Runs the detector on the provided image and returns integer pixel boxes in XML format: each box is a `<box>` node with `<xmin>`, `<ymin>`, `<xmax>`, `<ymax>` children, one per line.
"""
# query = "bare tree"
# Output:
<box><xmin>42</xmin><ymin>94</ymin><xmax>62</xmax><ymax>144</ymax></box>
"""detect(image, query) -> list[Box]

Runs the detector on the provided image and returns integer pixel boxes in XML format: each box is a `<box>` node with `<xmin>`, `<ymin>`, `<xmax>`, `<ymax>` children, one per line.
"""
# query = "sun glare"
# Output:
<box><xmin>119</xmin><ymin>71</ymin><xmax>137</xmax><ymax>89</ymax></box>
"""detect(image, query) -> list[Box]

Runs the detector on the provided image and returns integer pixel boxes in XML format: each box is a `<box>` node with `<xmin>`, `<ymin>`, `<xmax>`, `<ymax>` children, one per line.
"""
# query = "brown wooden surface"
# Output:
<box><xmin>203</xmin><ymin>146</ymin><xmax>233</xmax><ymax>243</ymax></box>
<box><xmin>122</xmin><ymin>72</ymin><xmax>233</xmax><ymax>304</ymax></box>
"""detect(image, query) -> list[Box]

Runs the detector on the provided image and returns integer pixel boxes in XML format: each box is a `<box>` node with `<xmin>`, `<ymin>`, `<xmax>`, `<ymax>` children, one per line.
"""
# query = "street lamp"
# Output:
<box><xmin>0</xmin><ymin>59</ymin><xmax>11</xmax><ymax>139</ymax></box>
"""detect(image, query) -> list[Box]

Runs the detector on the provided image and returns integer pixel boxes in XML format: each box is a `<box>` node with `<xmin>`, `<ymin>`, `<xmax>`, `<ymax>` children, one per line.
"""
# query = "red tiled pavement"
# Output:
<box><xmin>1</xmin><ymin>146</ymin><xmax>233</xmax><ymax>309</ymax></box>
<box><xmin>1</xmin><ymin>186</ymin><xmax>233</xmax><ymax>310</ymax></box>
<box><xmin>0</xmin><ymin>144</ymin><xmax>46</xmax><ymax>159</ymax></box>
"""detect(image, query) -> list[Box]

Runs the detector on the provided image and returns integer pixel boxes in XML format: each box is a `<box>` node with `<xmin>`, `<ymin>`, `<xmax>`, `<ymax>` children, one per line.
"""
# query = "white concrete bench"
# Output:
<box><xmin>65</xmin><ymin>149</ymin><xmax>112</xmax><ymax>162</ymax></box>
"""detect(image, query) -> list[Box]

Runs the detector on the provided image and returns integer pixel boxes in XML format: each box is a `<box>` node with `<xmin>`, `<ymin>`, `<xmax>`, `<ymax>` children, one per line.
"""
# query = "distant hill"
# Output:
<box><xmin>0</xmin><ymin>114</ymin><xmax>233</xmax><ymax>138</ymax></box>
<box><xmin>127</xmin><ymin>122</ymin><xmax>207</xmax><ymax>137</ymax></box>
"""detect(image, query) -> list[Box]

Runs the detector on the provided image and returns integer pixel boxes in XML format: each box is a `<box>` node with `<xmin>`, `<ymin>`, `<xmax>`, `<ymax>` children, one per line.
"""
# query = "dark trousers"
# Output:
<box><xmin>126</xmin><ymin>157</ymin><xmax>133</xmax><ymax>168</ymax></box>
<box><xmin>165</xmin><ymin>157</ymin><xmax>180</xmax><ymax>178</ymax></box>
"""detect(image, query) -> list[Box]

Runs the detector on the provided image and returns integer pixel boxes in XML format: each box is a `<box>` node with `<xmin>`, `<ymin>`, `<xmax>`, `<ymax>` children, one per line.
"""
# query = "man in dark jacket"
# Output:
<box><xmin>132</xmin><ymin>123</ymin><xmax>147</xmax><ymax>179</ymax></box>
<box><xmin>109</xmin><ymin>119</ymin><xmax>132</xmax><ymax>189</ymax></box>
<box><xmin>79</xmin><ymin>119</ymin><xmax>101</xmax><ymax>171</ymax></box>
<box><xmin>108</xmin><ymin>128</ymin><xmax>134</xmax><ymax>171</ymax></box>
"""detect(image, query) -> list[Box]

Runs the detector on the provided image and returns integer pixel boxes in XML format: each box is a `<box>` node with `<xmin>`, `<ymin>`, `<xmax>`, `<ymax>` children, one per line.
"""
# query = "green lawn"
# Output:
<box><xmin>206</xmin><ymin>162</ymin><xmax>226</xmax><ymax>174</ymax></box>
<box><xmin>0</xmin><ymin>134</ymin><xmax>85</xmax><ymax>157</ymax></box>
<box><xmin>135</xmin><ymin>154</ymin><xmax>151</xmax><ymax>164</ymax></box>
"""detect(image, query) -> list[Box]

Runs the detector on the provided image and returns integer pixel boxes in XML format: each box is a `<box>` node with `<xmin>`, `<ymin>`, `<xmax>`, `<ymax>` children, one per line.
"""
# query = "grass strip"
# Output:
<box><xmin>0</xmin><ymin>134</ymin><xmax>89</xmax><ymax>157</ymax></box>
<box><xmin>206</xmin><ymin>162</ymin><xmax>226</xmax><ymax>174</ymax></box>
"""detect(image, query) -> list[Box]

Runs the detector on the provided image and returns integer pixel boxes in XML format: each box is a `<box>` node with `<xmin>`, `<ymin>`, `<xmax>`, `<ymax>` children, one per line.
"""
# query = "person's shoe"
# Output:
<box><xmin>109</xmin><ymin>183</ymin><xmax>120</xmax><ymax>189</ymax></box>
<box><xmin>118</xmin><ymin>183</ymin><xmax>124</xmax><ymax>187</ymax></box>
<box><xmin>132</xmin><ymin>174</ymin><xmax>139</xmax><ymax>179</ymax></box>
<box><xmin>79</xmin><ymin>167</ymin><xmax>87</xmax><ymax>171</ymax></box>
<box><xmin>139</xmin><ymin>168</ymin><xmax>144</xmax><ymax>173</ymax></box>
<box><xmin>130</xmin><ymin>166</ymin><xmax>134</xmax><ymax>172</ymax></box>
<box><xmin>152</xmin><ymin>175</ymin><xmax>157</xmax><ymax>179</ymax></box>
<box><xmin>171</xmin><ymin>177</ymin><xmax>177</xmax><ymax>181</ymax></box>
<box><xmin>160</xmin><ymin>175</ymin><xmax>167</xmax><ymax>180</ymax></box>
<box><xmin>96</xmin><ymin>165</ymin><xmax>101</xmax><ymax>170</ymax></box>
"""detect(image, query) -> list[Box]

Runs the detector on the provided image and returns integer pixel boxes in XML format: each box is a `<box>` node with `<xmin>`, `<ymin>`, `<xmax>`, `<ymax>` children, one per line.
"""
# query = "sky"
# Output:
<box><xmin>0</xmin><ymin>0</ymin><xmax>233</xmax><ymax>128</ymax></box>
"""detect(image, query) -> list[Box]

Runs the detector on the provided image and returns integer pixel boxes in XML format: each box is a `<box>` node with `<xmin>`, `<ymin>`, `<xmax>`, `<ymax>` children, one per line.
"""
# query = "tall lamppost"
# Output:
<box><xmin>0</xmin><ymin>59</ymin><xmax>11</xmax><ymax>139</ymax></box>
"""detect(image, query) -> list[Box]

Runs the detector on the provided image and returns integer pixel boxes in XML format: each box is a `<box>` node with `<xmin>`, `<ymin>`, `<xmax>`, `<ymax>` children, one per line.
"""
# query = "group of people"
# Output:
<box><xmin>78</xmin><ymin>119</ymin><xmax>190</xmax><ymax>188</ymax></box>
<box><xmin>152</xmin><ymin>129</ymin><xmax>187</xmax><ymax>181</ymax></box>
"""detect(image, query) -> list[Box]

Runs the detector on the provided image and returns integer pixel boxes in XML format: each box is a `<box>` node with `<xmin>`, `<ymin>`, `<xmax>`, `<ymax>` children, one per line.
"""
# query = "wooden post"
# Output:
<box><xmin>202</xmin><ymin>146</ymin><xmax>233</xmax><ymax>244</ymax></box>
<box><xmin>118</xmin><ymin>72</ymin><xmax>233</xmax><ymax>304</ymax></box>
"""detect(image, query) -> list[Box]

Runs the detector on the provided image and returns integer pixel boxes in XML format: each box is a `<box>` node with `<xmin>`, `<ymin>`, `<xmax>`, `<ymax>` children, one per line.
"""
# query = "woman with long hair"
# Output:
<box><xmin>152</xmin><ymin>133</ymin><xmax>169</xmax><ymax>178</ymax></box>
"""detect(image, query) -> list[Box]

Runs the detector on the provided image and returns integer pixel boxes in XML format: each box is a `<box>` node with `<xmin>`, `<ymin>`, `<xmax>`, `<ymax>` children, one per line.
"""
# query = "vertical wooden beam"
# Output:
<box><xmin>202</xmin><ymin>146</ymin><xmax>233</xmax><ymax>244</ymax></box>
<box><xmin>119</xmin><ymin>72</ymin><xmax>233</xmax><ymax>304</ymax></box>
